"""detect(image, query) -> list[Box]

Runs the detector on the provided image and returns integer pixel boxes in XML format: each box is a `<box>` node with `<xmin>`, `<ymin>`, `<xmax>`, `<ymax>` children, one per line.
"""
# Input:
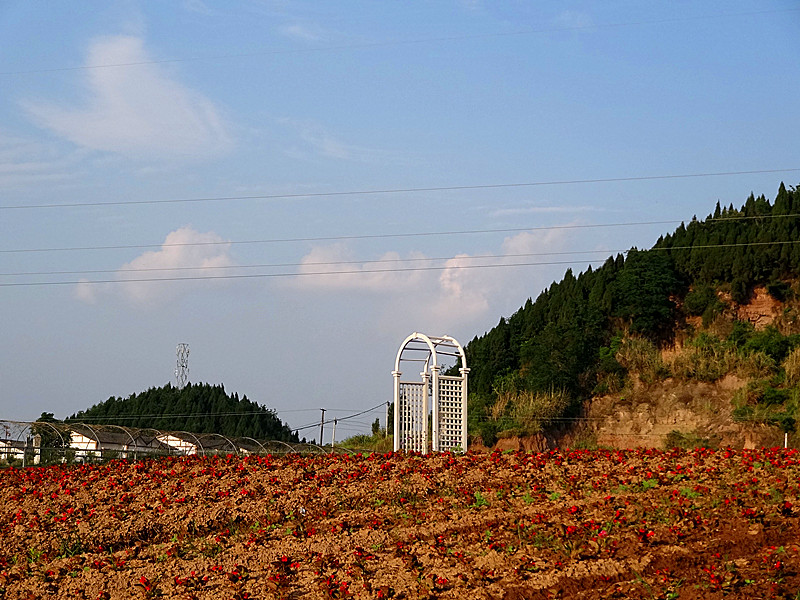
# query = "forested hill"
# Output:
<box><xmin>67</xmin><ymin>383</ymin><xmax>298</xmax><ymax>442</ymax></box>
<box><xmin>464</xmin><ymin>183</ymin><xmax>800</xmax><ymax>443</ymax></box>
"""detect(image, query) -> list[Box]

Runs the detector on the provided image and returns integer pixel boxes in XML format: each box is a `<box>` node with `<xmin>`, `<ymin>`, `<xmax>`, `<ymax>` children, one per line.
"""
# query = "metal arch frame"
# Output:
<box><xmin>10</xmin><ymin>422</ymin><xmax>35</xmax><ymax>466</ymax></box>
<box><xmin>238</xmin><ymin>436</ymin><xmax>269</xmax><ymax>455</ymax></box>
<box><xmin>7</xmin><ymin>420</ymin><xmax>68</xmax><ymax>465</ymax></box>
<box><xmin>94</xmin><ymin>424</ymin><xmax>137</xmax><ymax>460</ymax></box>
<box><xmin>12</xmin><ymin>419</ymin><xmax>67</xmax><ymax>448</ymax></box>
<box><xmin>71</xmin><ymin>423</ymin><xmax>104</xmax><ymax>461</ymax></box>
<box><xmin>291</xmin><ymin>442</ymin><xmax>326</xmax><ymax>454</ymax></box>
<box><xmin>0</xmin><ymin>420</ymin><xmax>341</xmax><ymax>462</ymax></box>
<box><xmin>264</xmin><ymin>440</ymin><xmax>300</xmax><ymax>455</ymax></box>
<box><xmin>160</xmin><ymin>430</ymin><xmax>204</xmax><ymax>456</ymax></box>
<box><xmin>197</xmin><ymin>432</ymin><xmax>239</xmax><ymax>456</ymax></box>
<box><xmin>393</xmin><ymin>332</ymin><xmax>469</xmax><ymax>454</ymax></box>
<box><xmin>131</xmin><ymin>427</ymin><xmax>168</xmax><ymax>456</ymax></box>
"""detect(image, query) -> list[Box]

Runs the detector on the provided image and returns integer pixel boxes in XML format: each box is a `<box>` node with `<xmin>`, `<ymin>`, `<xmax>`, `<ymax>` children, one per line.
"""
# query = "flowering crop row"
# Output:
<box><xmin>1</xmin><ymin>447</ymin><xmax>799</xmax><ymax>598</ymax></box>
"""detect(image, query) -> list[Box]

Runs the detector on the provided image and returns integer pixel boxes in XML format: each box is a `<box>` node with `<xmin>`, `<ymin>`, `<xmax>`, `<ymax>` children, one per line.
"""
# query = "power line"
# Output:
<box><xmin>4</xmin><ymin>240</ymin><xmax>800</xmax><ymax>288</ymax></box>
<box><xmin>0</xmin><ymin>221</ymin><xmax>677</xmax><ymax>254</ymax></box>
<box><xmin>3</xmin><ymin>213</ymin><xmax>800</xmax><ymax>256</ymax></box>
<box><xmin>0</xmin><ymin>249</ymin><xmax>614</xmax><ymax>277</ymax></box>
<box><xmin>1</xmin><ymin>7</ymin><xmax>796</xmax><ymax>77</ymax></box>
<box><xmin>3</xmin><ymin>240</ymin><xmax>800</xmax><ymax>280</ymax></box>
<box><xmin>335</xmin><ymin>402</ymin><xmax>387</xmax><ymax>423</ymax></box>
<box><xmin>1</xmin><ymin>168</ymin><xmax>797</xmax><ymax>211</ymax></box>
<box><xmin>0</xmin><ymin>259</ymin><xmax>621</xmax><ymax>288</ymax></box>
<box><xmin>293</xmin><ymin>402</ymin><xmax>387</xmax><ymax>432</ymax></box>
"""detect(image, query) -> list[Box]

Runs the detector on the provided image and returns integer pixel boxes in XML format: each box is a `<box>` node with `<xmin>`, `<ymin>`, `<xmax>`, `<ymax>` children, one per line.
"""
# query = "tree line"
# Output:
<box><xmin>462</xmin><ymin>183</ymin><xmax>800</xmax><ymax>444</ymax></box>
<box><xmin>66</xmin><ymin>382</ymin><xmax>298</xmax><ymax>442</ymax></box>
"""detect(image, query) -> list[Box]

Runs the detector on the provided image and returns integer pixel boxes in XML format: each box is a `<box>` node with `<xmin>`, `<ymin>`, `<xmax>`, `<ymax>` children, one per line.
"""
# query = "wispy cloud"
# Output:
<box><xmin>23</xmin><ymin>35</ymin><xmax>232</xmax><ymax>160</ymax></box>
<box><xmin>281</xmin><ymin>23</ymin><xmax>326</xmax><ymax>42</ymax></box>
<box><xmin>0</xmin><ymin>131</ymin><xmax>84</xmax><ymax>190</ymax></box>
<box><xmin>182</xmin><ymin>0</ymin><xmax>216</xmax><ymax>16</ymax></box>
<box><xmin>490</xmin><ymin>204</ymin><xmax>610</xmax><ymax>217</ymax></box>
<box><xmin>279</xmin><ymin>118</ymin><xmax>393</xmax><ymax>164</ymax></box>
<box><xmin>74</xmin><ymin>226</ymin><xmax>236</xmax><ymax>306</ymax></box>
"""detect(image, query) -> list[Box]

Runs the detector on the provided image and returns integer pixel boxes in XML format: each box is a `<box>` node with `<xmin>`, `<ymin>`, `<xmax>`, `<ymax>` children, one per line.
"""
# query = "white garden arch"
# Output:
<box><xmin>392</xmin><ymin>333</ymin><xmax>469</xmax><ymax>453</ymax></box>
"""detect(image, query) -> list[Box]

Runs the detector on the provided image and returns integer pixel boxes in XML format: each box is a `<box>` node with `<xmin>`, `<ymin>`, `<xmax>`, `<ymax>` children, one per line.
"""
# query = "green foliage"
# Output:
<box><xmin>488</xmin><ymin>389</ymin><xmax>571</xmax><ymax>439</ymax></box>
<box><xmin>463</xmin><ymin>184</ymin><xmax>800</xmax><ymax>439</ymax></box>
<box><xmin>732</xmin><ymin>380</ymin><xmax>798</xmax><ymax>432</ymax></box>
<box><xmin>67</xmin><ymin>382</ymin><xmax>297</xmax><ymax>442</ymax></box>
<box><xmin>614</xmin><ymin>337</ymin><xmax>668</xmax><ymax>383</ymax></box>
<box><xmin>742</xmin><ymin>326</ymin><xmax>800</xmax><ymax>363</ymax></box>
<box><xmin>32</xmin><ymin>413</ymin><xmax>72</xmax><ymax>465</ymax></box>
<box><xmin>784</xmin><ymin>347</ymin><xmax>800</xmax><ymax>384</ymax></box>
<box><xmin>664</xmin><ymin>430</ymin><xmax>717</xmax><ymax>450</ymax></box>
<box><xmin>468</xmin><ymin>393</ymin><xmax>501</xmax><ymax>446</ymax></box>
<box><xmin>683</xmin><ymin>284</ymin><xmax>725</xmax><ymax>326</ymax></box>
<box><xmin>338</xmin><ymin>432</ymin><xmax>392</xmax><ymax>453</ymax></box>
<box><xmin>613</xmin><ymin>249</ymin><xmax>679</xmax><ymax>340</ymax></box>
<box><xmin>767</xmin><ymin>280</ymin><xmax>792</xmax><ymax>302</ymax></box>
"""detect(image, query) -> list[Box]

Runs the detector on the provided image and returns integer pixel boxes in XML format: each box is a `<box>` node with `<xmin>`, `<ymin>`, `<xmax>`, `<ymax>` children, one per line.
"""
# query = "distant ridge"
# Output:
<box><xmin>67</xmin><ymin>382</ymin><xmax>298</xmax><ymax>442</ymax></box>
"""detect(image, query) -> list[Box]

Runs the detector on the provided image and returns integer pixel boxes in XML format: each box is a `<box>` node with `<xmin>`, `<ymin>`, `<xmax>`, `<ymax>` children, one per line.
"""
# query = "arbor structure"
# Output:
<box><xmin>392</xmin><ymin>333</ymin><xmax>468</xmax><ymax>453</ymax></box>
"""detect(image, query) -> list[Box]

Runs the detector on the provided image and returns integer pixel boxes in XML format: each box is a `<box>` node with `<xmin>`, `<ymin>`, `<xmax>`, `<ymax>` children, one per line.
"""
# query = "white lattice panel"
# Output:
<box><xmin>398</xmin><ymin>382</ymin><xmax>426</xmax><ymax>452</ymax></box>
<box><xmin>437</xmin><ymin>375</ymin><xmax>465</xmax><ymax>451</ymax></box>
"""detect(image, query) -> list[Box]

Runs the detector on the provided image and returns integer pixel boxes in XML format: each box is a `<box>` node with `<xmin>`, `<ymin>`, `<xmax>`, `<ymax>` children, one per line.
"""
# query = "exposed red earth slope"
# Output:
<box><xmin>1</xmin><ymin>449</ymin><xmax>799</xmax><ymax>599</ymax></box>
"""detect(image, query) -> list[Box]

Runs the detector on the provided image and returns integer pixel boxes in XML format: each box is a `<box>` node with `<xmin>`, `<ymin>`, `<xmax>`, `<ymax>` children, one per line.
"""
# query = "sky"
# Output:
<box><xmin>1</xmin><ymin>1</ymin><xmax>799</xmax><ymax>441</ymax></box>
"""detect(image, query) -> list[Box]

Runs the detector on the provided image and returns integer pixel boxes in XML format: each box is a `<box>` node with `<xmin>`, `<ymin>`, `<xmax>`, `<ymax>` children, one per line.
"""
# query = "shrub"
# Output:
<box><xmin>664</xmin><ymin>430</ymin><xmax>716</xmax><ymax>450</ymax></box>
<box><xmin>736</xmin><ymin>351</ymin><xmax>777</xmax><ymax>379</ymax></box>
<box><xmin>511</xmin><ymin>389</ymin><xmax>570</xmax><ymax>436</ymax></box>
<box><xmin>728</xmin><ymin>320</ymin><xmax>755</xmax><ymax>348</ymax></box>
<box><xmin>784</xmin><ymin>347</ymin><xmax>800</xmax><ymax>384</ymax></box>
<box><xmin>743</xmin><ymin>326</ymin><xmax>798</xmax><ymax>363</ymax></box>
<box><xmin>615</xmin><ymin>337</ymin><xmax>668</xmax><ymax>383</ymax></box>
<box><xmin>767</xmin><ymin>280</ymin><xmax>792</xmax><ymax>302</ymax></box>
<box><xmin>684</xmin><ymin>285</ymin><xmax>724</xmax><ymax>326</ymax></box>
<box><xmin>489</xmin><ymin>389</ymin><xmax>570</xmax><ymax>438</ymax></box>
<box><xmin>569</xmin><ymin>429</ymin><xmax>598</xmax><ymax>450</ymax></box>
<box><xmin>670</xmin><ymin>334</ymin><xmax>738</xmax><ymax>382</ymax></box>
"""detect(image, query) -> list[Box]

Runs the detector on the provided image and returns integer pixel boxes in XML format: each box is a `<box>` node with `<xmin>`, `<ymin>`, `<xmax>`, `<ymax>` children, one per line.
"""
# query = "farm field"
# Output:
<box><xmin>1</xmin><ymin>448</ymin><xmax>799</xmax><ymax>599</ymax></box>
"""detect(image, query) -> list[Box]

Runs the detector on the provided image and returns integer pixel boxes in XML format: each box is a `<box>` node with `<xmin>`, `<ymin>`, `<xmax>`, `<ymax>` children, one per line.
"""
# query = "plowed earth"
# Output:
<box><xmin>1</xmin><ymin>448</ymin><xmax>800</xmax><ymax>599</ymax></box>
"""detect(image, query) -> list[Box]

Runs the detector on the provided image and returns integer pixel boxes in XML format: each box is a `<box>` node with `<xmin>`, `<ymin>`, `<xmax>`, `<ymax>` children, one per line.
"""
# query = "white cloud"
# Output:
<box><xmin>288</xmin><ymin>227</ymin><xmax>576</xmax><ymax>331</ymax></box>
<box><xmin>73</xmin><ymin>226</ymin><xmax>236</xmax><ymax>306</ymax></box>
<box><xmin>23</xmin><ymin>35</ymin><xmax>232</xmax><ymax>160</ymax></box>
<box><xmin>74</xmin><ymin>278</ymin><xmax>98</xmax><ymax>304</ymax></box>
<box><xmin>293</xmin><ymin>243</ymin><xmax>427</xmax><ymax>291</ymax></box>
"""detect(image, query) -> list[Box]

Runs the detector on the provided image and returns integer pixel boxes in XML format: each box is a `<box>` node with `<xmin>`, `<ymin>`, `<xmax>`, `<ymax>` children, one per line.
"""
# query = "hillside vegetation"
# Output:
<box><xmin>464</xmin><ymin>183</ymin><xmax>800</xmax><ymax>447</ymax></box>
<box><xmin>66</xmin><ymin>382</ymin><xmax>298</xmax><ymax>442</ymax></box>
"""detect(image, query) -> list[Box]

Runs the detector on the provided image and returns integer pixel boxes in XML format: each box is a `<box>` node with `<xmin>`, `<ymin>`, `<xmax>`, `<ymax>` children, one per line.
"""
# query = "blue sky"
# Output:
<box><xmin>1</xmin><ymin>1</ymin><xmax>799</xmax><ymax>440</ymax></box>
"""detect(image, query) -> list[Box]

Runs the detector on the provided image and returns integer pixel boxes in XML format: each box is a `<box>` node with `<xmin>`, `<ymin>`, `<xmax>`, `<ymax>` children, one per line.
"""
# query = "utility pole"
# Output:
<box><xmin>385</xmin><ymin>402</ymin><xmax>390</xmax><ymax>437</ymax></box>
<box><xmin>319</xmin><ymin>408</ymin><xmax>326</xmax><ymax>446</ymax></box>
<box><xmin>331</xmin><ymin>419</ymin><xmax>338</xmax><ymax>451</ymax></box>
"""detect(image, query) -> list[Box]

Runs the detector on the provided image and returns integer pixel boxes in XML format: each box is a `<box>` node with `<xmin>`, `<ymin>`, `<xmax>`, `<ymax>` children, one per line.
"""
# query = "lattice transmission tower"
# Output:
<box><xmin>175</xmin><ymin>343</ymin><xmax>190</xmax><ymax>390</ymax></box>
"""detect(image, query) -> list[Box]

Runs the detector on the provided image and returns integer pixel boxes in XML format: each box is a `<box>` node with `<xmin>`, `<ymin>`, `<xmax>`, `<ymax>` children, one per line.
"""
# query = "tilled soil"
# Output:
<box><xmin>1</xmin><ymin>448</ymin><xmax>799</xmax><ymax>599</ymax></box>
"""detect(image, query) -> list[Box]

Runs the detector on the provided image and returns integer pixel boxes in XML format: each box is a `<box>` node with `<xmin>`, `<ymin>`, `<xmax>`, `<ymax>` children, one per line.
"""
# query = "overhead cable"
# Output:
<box><xmin>4</xmin><ymin>239</ymin><xmax>800</xmax><ymax>280</ymax></box>
<box><xmin>1</xmin><ymin>168</ymin><xmax>798</xmax><ymax>211</ymax></box>
<box><xmin>3</xmin><ymin>213</ymin><xmax>800</xmax><ymax>255</ymax></box>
